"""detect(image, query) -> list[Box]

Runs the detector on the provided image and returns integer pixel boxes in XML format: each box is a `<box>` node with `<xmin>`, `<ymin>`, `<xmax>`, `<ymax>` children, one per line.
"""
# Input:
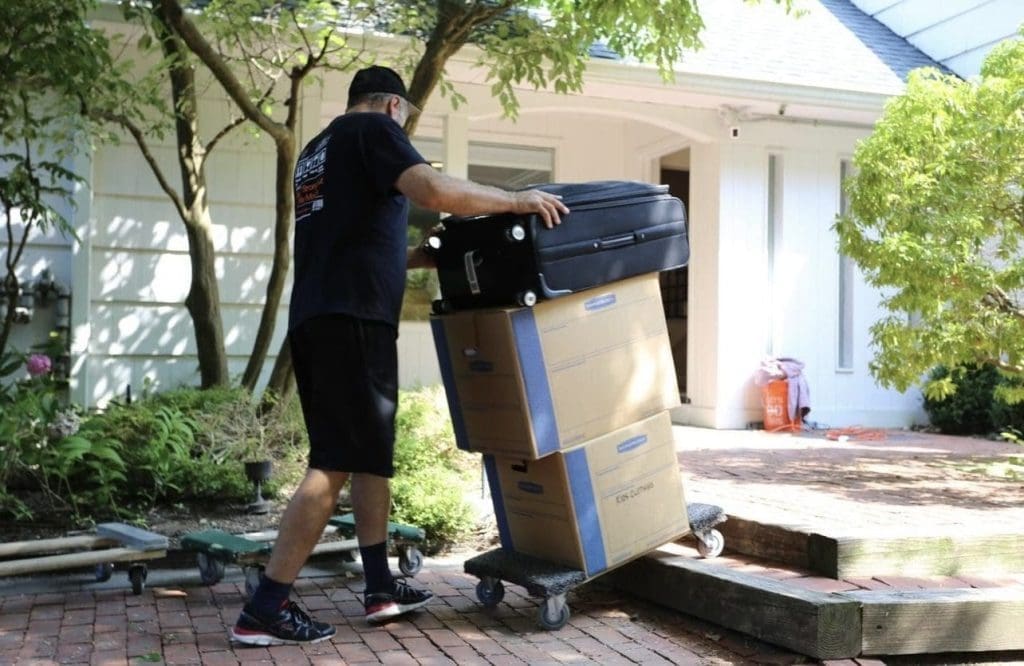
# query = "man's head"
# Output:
<box><xmin>347</xmin><ymin>65</ymin><xmax>419</xmax><ymax>126</ymax></box>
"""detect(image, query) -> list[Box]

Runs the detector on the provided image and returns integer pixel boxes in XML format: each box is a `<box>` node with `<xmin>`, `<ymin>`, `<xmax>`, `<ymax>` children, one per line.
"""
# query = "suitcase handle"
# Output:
<box><xmin>463</xmin><ymin>250</ymin><xmax>482</xmax><ymax>295</ymax></box>
<box><xmin>594</xmin><ymin>232</ymin><xmax>637</xmax><ymax>250</ymax></box>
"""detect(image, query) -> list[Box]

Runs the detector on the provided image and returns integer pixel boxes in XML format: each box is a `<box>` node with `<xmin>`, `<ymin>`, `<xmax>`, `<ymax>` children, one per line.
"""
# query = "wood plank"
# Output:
<box><xmin>841</xmin><ymin>588</ymin><xmax>1024</xmax><ymax>655</ymax></box>
<box><xmin>310</xmin><ymin>539</ymin><xmax>358</xmax><ymax>556</ymax></box>
<box><xmin>228</xmin><ymin>538</ymin><xmax>358</xmax><ymax>566</ymax></box>
<box><xmin>96</xmin><ymin>523</ymin><xmax>168</xmax><ymax>551</ymax></box>
<box><xmin>717</xmin><ymin>515</ymin><xmax>812</xmax><ymax>569</ymax></box>
<box><xmin>607</xmin><ymin>550</ymin><xmax>861</xmax><ymax>659</ymax></box>
<box><xmin>0</xmin><ymin>547</ymin><xmax>165</xmax><ymax>577</ymax></box>
<box><xmin>828</xmin><ymin>534</ymin><xmax>1024</xmax><ymax>579</ymax></box>
<box><xmin>0</xmin><ymin>535</ymin><xmax>116</xmax><ymax>558</ymax></box>
<box><xmin>239</xmin><ymin>524</ymin><xmax>339</xmax><ymax>542</ymax></box>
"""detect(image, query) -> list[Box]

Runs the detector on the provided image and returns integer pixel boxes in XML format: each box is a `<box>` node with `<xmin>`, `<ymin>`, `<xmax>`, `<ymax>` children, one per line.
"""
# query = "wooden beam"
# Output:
<box><xmin>608</xmin><ymin>550</ymin><xmax>862</xmax><ymax>659</ymax></box>
<box><xmin>0</xmin><ymin>547</ymin><xmax>165</xmax><ymax>577</ymax></box>
<box><xmin>717</xmin><ymin>515</ymin><xmax>813</xmax><ymax>569</ymax></box>
<box><xmin>720</xmin><ymin>517</ymin><xmax>1024</xmax><ymax>579</ymax></box>
<box><xmin>842</xmin><ymin>588</ymin><xmax>1024</xmax><ymax>655</ymax></box>
<box><xmin>0</xmin><ymin>535</ymin><xmax>116</xmax><ymax>558</ymax></box>
<box><xmin>824</xmin><ymin>534</ymin><xmax>1024</xmax><ymax>579</ymax></box>
<box><xmin>96</xmin><ymin>523</ymin><xmax>168</xmax><ymax>551</ymax></box>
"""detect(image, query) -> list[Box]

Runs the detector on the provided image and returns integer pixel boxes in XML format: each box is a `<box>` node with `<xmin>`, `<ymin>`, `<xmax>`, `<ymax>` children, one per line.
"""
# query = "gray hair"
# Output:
<box><xmin>348</xmin><ymin>92</ymin><xmax>396</xmax><ymax>110</ymax></box>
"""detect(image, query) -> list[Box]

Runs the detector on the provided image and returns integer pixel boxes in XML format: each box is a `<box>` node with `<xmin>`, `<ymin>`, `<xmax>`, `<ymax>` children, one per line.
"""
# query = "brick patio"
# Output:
<box><xmin>0</xmin><ymin>555</ymin><xmax>813</xmax><ymax>666</ymax></box>
<box><xmin>3</xmin><ymin>426</ymin><xmax>1023</xmax><ymax>664</ymax></box>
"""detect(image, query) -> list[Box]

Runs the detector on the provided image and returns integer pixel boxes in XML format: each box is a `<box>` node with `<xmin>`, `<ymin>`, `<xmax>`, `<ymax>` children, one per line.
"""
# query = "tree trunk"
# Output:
<box><xmin>241</xmin><ymin>133</ymin><xmax>295</xmax><ymax>391</ymax></box>
<box><xmin>262</xmin><ymin>334</ymin><xmax>294</xmax><ymax>408</ymax></box>
<box><xmin>0</xmin><ymin>274</ymin><xmax>19</xmax><ymax>359</ymax></box>
<box><xmin>182</xmin><ymin>209</ymin><xmax>229</xmax><ymax>388</ymax></box>
<box><xmin>156</xmin><ymin>5</ymin><xmax>229</xmax><ymax>388</ymax></box>
<box><xmin>404</xmin><ymin>23</ymin><xmax>465</xmax><ymax>136</ymax></box>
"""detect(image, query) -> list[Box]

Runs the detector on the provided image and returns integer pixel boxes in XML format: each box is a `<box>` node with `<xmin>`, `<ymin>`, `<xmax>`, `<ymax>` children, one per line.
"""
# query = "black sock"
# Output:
<box><xmin>249</xmin><ymin>573</ymin><xmax>292</xmax><ymax>617</ymax></box>
<box><xmin>360</xmin><ymin>541</ymin><xmax>393</xmax><ymax>595</ymax></box>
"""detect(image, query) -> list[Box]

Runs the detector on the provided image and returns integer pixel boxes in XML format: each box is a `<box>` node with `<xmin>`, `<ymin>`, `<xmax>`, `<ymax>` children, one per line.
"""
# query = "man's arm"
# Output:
<box><xmin>396</xmin><ymin>163</ymin><xmax>569</xmax><ymax>229</ymax></box>
<box><xmin>407</xmin><ymin>244</ymin><xmax>434</xmax><ymax>270</ymax></box>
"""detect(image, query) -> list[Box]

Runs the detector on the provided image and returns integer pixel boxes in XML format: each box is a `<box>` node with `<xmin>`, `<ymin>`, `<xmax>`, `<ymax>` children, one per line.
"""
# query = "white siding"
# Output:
<box><xmin>0</xmin><ymin>145</ymin><xmax>76</xmax><ymax>376</ymax></box>
<box><xmin>79</xmin><ymin>79</ymin><xmax>304</xmax><ymax>404</ymax></box>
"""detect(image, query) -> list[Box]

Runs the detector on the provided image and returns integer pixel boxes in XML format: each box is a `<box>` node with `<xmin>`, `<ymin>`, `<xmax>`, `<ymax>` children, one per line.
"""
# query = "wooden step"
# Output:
<box><xmin>720</xmin><ymin>514</ymin><xmax>1024</xmax><ymax>578</ymax></box>
<box><xmin>607</xmin><ymin>546</ymin><xmax>1024</xmax><ymax>659</ymax></box>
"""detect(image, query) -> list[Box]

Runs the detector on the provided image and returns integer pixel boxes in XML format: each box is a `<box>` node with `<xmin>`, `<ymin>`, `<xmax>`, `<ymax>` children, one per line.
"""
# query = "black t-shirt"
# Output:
<box><xmin>290</xmin><ymin>112</ymin><xmax>427</xmax><ymax>330</ymax></box>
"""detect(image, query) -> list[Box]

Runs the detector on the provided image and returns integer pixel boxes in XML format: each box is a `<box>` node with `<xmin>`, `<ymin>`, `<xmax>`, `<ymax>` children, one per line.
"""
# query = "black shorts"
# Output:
<box><xmin>290</xmin><ymin>314</ymin><xmax>398</xmax><ymax>477</ymax></box>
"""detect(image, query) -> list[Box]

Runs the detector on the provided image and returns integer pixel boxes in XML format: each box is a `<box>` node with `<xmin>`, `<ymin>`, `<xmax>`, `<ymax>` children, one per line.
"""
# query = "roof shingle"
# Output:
<box><xmin>672</xmin><ymin>0</ymin><xmax>946</xmax><ymax>95</ymax></box>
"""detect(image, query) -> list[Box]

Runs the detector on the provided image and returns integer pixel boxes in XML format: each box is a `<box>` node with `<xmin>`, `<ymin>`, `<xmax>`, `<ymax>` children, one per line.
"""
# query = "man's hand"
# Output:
<box><xmin>511</xmin><ymin>190</ymin><xmax>570</xmax><ymax>229</ymax></box>
<box><xmin>407</xmin><ymin>243</ymin><xmax>435</xmax><ymax>270</ymax></box>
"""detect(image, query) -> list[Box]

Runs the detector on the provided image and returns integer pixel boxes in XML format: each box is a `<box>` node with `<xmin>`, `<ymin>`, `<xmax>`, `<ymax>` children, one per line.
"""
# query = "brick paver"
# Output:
<box><xmin>675</xmin><ymin>426</ymin><xmax>1024</xmax><ymax>538</ymax></box>
<box><xmin>0</xmin><ymin>560</ymin><xmax>787</xmax><ymax>665</ymax></box>
<box><xmin>7</xmin><ymin>428</ymin><xmax>1023</xmax><ymax>664</ymax></box>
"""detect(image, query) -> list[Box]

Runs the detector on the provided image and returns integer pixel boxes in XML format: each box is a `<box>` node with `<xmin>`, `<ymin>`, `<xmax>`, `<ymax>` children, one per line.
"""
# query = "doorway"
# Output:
<box><xmin>660</xmin><ymin>155</ymin><xmax>690</xmax><ymax>400</ymax></box>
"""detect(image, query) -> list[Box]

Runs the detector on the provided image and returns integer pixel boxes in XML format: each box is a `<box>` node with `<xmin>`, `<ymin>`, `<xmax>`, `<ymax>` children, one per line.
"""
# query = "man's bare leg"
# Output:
<box><xmin>265</xmin><ymin>468</ymin><xmax>350</xmax><ymax>583</ymax></box>
<box><xmin>350</xmin><ymin>472</ymin><xmax>391</xmax><ymax>546</ymax></box>
<box><xmin>232</xmin><ymin>467</ymin><xmax>346</xmax><ymax>645</ymax></box>
<box><xmin>352</xmin><ymin>472</ymin><xmax>434</xmax><ymax>621</ymax></box>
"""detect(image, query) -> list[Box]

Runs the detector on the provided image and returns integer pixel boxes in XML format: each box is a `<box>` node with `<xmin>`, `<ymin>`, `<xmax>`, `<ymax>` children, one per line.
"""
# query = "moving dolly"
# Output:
<box><xmin>182</xmin><ymin>513</ymin><xmax>425</xmax><ymax>596</ymax></box>
<box><xmin>465</xmin><ymin>502</ymin><xmax>726</xmax><ymax>630</ymax></box>
<box><xmin>0</xmin><ymin>522</ymin><xmax>168</xmax><ymax>595</ymax></box>
<box><xmin>327</xmin><ymin>513</ymin><xmax>426</xmax><ymax>576</ymax></box>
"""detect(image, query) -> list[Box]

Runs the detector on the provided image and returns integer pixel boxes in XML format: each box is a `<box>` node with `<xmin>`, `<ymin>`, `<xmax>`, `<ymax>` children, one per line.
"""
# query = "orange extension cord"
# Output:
<box><xmin>824</xmin><ymin>426</ymin><xmax>887</xmax><ymax>441</ymax></box>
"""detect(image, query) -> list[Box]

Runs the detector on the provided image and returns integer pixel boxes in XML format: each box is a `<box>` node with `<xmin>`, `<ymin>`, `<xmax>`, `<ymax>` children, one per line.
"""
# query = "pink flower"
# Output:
<box><xmin>26</xmin><ymin>354</ymin><xmax>52</xmax><ymax>377</ymax></box>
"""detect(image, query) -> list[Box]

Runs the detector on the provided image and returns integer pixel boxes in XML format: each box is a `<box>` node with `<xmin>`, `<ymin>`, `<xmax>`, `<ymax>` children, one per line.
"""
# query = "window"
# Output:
<box><xmin>766</xmin><ymin>154</ymin><xmax>783</xmax><ymax>355</ymax></box>
<box><xmin>407</xmin><ymin>139</ymin><xmax>552</xmax><ymax>239</ymax></box>
<box><xmin>838</xmin><ymin>159</ymin><xmax>854</xmax><ymax>370</ymax></box>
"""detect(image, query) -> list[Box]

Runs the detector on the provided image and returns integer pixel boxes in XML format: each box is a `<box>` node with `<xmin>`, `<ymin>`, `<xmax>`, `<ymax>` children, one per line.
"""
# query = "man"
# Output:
<box><xmin>231</xmin><ymin>65</ymin><xmax>568</xmax><ymax>646</ymax></box>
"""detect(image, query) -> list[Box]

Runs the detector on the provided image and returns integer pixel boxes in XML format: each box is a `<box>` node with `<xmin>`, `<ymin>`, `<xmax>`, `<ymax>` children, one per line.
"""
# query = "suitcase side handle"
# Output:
<box><xmin>463</xmin><ymin>250</ymin><xmax>482</xmax><ymax>295</ymax></box>
<box><xmin>594</xmin><ymin>232</ymin><xmax>637</xmax><ymax>250</ymax></box>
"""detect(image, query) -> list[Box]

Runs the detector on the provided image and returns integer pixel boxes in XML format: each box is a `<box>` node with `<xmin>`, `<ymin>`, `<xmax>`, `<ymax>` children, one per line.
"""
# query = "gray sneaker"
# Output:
<box><xmin>364</xmin><ymin>579</ymin><xmax>434</xmax><ymax>623</ymax></box>
<box><xmin>231</xmin><ymin>600</ymin><xmax>336</xmax><ymax>646</ymax></box>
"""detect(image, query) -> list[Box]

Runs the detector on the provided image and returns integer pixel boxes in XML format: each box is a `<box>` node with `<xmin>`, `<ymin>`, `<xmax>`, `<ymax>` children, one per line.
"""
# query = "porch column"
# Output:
<box><xmin>69</xmin><ymin>148</ymin><xmax>93</xmax><ymax>407</ymax></box>
<box><xmin>442</xmin><ymin>113</ymin><xmax>469</xmax><ymax>180</ymax></box>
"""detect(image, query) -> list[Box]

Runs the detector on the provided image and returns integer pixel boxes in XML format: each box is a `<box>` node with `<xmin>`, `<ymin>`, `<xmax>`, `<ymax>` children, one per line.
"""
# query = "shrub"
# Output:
<box><xmin>991</xmin><ymin>372</ymin><xmax>1024</xmax><ymax>436</ymax></box>
<box><xmin>0</xmin><ymin>350</ymin><xmax>127</xmax><ymax>520</ymax></box>
<box><xmin>71</xmin><ymin>393</ymin><xmax>252</xmax><ymax>511</ymax></box>
<box><xmin>389</xmin><ymin>385</ymin><xmax>475</xmax><ymax>550</ymax></box>
<box><xmin>923</xmin><ymin>364</ymin><xmax>998</xmax><ymax>435</ymax></box>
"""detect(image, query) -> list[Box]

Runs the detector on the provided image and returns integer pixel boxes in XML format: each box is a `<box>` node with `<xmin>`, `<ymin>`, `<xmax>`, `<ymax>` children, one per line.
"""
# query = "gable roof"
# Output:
<box><xmin>673</xmin><ymin>0</ymin><xmax>945</xmax><ymax>96</ymax></box>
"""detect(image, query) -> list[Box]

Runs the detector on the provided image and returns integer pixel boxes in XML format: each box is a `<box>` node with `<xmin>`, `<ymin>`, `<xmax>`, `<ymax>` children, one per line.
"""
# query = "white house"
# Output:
<box><xmin>6</xmin><ymin>0</ymin><xmax>1023</xmax><ymax>428</ymax></box>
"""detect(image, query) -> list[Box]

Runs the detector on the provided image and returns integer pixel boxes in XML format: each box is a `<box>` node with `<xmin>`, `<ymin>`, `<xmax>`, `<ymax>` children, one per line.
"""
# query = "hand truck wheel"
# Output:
<box><xmin>398</xmin><ymin>546</ymin><xmax>423</xmax><ymax>576</ymax></box>
<box><xmin>197</xmin><ymin>552</ymin><xmax>225</xmax><ymax>585</ymax></box>
<box><xmin>475</xmin><ymin>577</ymin><xmax>505</xmax><ymax>608</ymax></box>
<box><xmin>94</xmin><ymin>562</ymin><xmax>114</xmax><ymax>582</ymax></box>
<box><xmin>538</xmin><ymin>595</ymin><xmax>570</xmax><ymax>630</ymax></box>
<box><xmin>128</xmin><ymin>564</ymin><xmax>147</xmax><ymax>595</ymax></box>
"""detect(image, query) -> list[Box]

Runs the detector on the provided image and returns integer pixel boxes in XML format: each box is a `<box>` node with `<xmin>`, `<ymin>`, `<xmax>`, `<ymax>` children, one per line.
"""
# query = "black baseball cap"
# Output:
<box><xmin>347</xmin><ymin>65</ymin><xmax>420</xmax><ymax>114</ymax></box>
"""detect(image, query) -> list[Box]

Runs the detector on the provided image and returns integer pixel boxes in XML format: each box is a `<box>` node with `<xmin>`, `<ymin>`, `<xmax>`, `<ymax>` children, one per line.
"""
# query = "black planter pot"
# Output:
<box><xmin>243</xmin><ymin>460</ymin><xmax>273</xmax><ymax>514</ymax></box>
<box><xmin>244</xmin><ymin>460</ymin><xmax>273</xmax><ymax>484</ymax></box>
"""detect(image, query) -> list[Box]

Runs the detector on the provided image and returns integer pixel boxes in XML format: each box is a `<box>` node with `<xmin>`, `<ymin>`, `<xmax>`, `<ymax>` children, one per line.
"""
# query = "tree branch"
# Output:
<box><xmin>983</xmin><ymin>286</ymin><xmax>1024</xmax><ymax>321</ymax></box>
<box><xmin>100</xmin><ymin>112</ymin><xmax>188</xmax><ymax>223</ymax></box>
<box><xmin>205</xmin><ymin>113</ymin><xmax>247</xmax><ymax>155</ymax></box>
<box><xmin>984</xmin><ymin>356</ymin><xmax>1024</xmax><ymax>374</ymax></box>
<box><xmin>156</xmin><ymin>0</ymin><xmax>287</xmax><ymax>144</ymax></box>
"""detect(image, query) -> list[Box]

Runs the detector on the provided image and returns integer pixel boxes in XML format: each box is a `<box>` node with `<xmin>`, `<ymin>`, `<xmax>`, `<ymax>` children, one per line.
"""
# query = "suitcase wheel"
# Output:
<box><xmin>505</xmin><ymin>224</ymin><xmax>526</xmax><ymax>243</ymax></box>
<box><xmin>516</xmin><ymin>290</ymin><xmax>537</xmax><ymax>307</ymax></box>
<box><xmin>432</xmin><ymin>299</ymin><xmax>453</xmax><ymax>315</ymax></box>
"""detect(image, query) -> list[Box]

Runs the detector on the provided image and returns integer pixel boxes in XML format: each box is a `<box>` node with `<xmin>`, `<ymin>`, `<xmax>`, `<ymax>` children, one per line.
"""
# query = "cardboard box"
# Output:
<box><xmin>483</xmin><ymin>411</ymin><xmax>689</xmax><ymax>577</ymax></box>
<box><xmin>430</xmin><ymin>274</ymin><xmax>680</xmax><ymax>459</ymax></box>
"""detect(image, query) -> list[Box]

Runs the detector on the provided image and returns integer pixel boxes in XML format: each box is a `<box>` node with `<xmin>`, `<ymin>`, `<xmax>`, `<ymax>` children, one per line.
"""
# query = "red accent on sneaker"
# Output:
<box><xmin>365</xmin><ymin>600</ymin><xmax>396</xmax><ymax>616</ymax></box>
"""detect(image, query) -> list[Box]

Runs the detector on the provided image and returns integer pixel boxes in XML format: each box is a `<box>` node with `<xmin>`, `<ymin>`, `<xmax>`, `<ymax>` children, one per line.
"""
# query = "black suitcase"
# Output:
<box><xmin>427</xmin><ymin>180</ymin><xmax>688</xmax><ymax>312</ymax></box>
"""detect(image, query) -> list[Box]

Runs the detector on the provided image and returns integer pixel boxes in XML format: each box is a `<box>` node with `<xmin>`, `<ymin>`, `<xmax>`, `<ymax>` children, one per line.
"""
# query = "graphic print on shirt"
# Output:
<box><xmin>294</xmin><ymin>135</ymin><xmax>329</xmax><ymax>223</ymax></box>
